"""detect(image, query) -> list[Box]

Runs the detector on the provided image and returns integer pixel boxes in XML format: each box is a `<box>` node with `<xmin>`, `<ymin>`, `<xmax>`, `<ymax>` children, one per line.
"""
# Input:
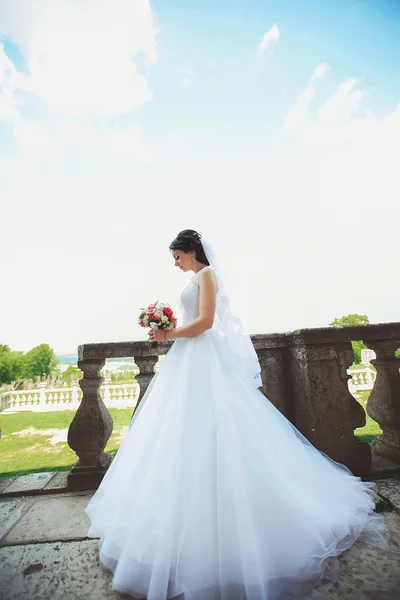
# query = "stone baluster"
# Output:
<box><xmin>0</xmin><ymin>392</ymin><xmax>11</xmax><ymax>411</ymax></box>
<box><xmin>132</xmin><ymin>353</ymin><xmax>159</xmax><ymax>417</ymax></box>
<box><xmin>288</xmin><ymin>330</ymin><xmax>371</xmax><ymax>476</ymax></box>
<box><xmin>103</xmin><ymin>382</ymin><xmax>111</xmax><ymax>405</ymax></box>
<box><xmin>67</xmin><ymin>358</ymin><xmax>113</xmax><ymax>491</ymax></box>
<box><xmin>366</xmin><ymin>340</ymin><xmax>400</xmax><ymax>465</ymax></box>
<box><xmin>71</xmin><ymin>381</ymin><xmax>79</xmax><ymax>409</ymax></box>
<box><xmin>38</xmin><ymin>381</ymin><xmax>48</xmax><ymax>410</ymax></box>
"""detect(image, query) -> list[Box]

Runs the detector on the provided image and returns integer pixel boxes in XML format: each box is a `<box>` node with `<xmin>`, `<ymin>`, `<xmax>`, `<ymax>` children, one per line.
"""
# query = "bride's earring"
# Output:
<box><xmin>192</xmin><ymin>254</ymin><xmax>196</xmax><ymax>263</ymax></box>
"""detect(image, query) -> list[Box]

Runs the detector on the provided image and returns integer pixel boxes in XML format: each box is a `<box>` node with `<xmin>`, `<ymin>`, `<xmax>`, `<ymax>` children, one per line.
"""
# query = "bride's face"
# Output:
<box><xmin>171</xmin><ymin>249</ymin><xmax>193</xmax><ymax>272</ymax></box>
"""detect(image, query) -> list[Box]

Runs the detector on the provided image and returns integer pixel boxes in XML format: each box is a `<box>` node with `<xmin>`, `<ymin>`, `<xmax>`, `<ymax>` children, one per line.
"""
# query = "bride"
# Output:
<box><xmin>85</xmin><ymin>229</ymin><xmax>387</xmax><ymax>600</ymax></box>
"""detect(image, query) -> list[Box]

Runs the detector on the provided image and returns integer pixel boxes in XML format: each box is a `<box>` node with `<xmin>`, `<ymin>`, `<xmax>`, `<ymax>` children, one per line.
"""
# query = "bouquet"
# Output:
<box><xmin>138</xmin><ymin>301</ymin><xmax>178</xmax><ymax>348</ymax></box>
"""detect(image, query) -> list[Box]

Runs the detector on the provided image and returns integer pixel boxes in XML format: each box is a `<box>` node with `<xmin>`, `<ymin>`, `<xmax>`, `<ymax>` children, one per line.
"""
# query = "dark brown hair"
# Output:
<box><xmin>169</xmin><ymin>229</ymin><xmax>210</xmax><ymax>265</ymax></box>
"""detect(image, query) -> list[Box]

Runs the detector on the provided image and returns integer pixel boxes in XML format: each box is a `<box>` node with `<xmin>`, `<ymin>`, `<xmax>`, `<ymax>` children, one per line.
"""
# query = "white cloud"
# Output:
<box><xmin>313</xmin><ymin>63</ymin><xmax>329</xmax><ymax>79</ymax></box>
<box><xmin>6</xmin><ymin>115</ymin><xmax>154</xmax><ymax>167</ymax></box>
<box><xmin>12</xmin><ymin>119</ymin><xmax>57</xmax><ymax>160</ymax></box>
<box><xmin>0</xmin><ymin>85</ymin><xmax>19</xmax><ymax>120</ymax></box>
<box><xmin>0</xmin><ymin>1</ymin><xmax>157</xmax><ymax>167</ymax></box>
<box><xmin>284</xmin><ymin>73</ymin><xmax>368</xmax><ymax>144</ymax></box>
<box><xmin>318</xmin><ymin>78</ymin><xmax>365</xmax><ymax>121</ymax></box>
<box><xmin>259</xmin><ymin>24</ymin><xmax>280</xmax><ymax>55</ymax></box>
<box><xmin>283</xmin><ymin>63</ymin><xmax>329</xmax><ymax>132</ymax></box>
<box><xmin>282</xmin><ymin>86</ymin><xmax>314</xmax><ymax>132</ymax></box>
<box><xmin>281</xmin><ymin>70</ymin><xmax>400</xmax><ymax>238</ymax></box>
<box><xmin>283</xmin><ymin>70</ymin><xmax>391</xmax><ymax>188</ymax></box>
<box><xmin>0</xmin><ymin>0</ymin><xmax>157</xmax><ymax>117</ymax></box>
<box><xmin>0</xmin><ymin>157</ymin><xmax>14</xmax><ymax>175</ymax></box>
<box><xmin>0</xmin><ymin>42</ymin><xmax>26</xmax><ymax>120</ymax></box>
<box><xmin>106</xmin><ymin>124</ymin><xmax>155</xmax><ymax>163</ymax></box>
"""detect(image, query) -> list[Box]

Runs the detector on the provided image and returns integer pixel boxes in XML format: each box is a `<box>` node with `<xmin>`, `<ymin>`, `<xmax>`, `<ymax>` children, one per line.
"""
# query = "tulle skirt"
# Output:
<box><xmin>85</xmin><ymin>329</ymin><xmax>387</xmax><ymax>600</ymax></box>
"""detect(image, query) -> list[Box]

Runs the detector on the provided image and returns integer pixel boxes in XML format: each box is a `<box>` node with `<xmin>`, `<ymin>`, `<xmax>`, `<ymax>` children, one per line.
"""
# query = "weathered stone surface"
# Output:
<box><xmin>2</xmin><ymin>472</ymin><xmax>55</xmax><ymax>495</ymax></box>
<box><xmin>0</xmin><ymin>473</ymin><xmax>70</xmax><ymax>499</ymax></box>
<box><xmin>365</xmin><ymin>339</ymin><xmax>400</xmax><ymax>466</ymax></box>
<box><xmin>0</xmin><ymin>497</ymin><xmax>36</xmax><ymax>543</ymax></box>
<box><xmin>287</xmin><ymin>333</ymin><xmax>371</xmax><ymax>476</ymax></box>
<box><xmin>43</xmin><ymin>471</ymin><xmax>69</xmax><ymax>492</ymax></box>
<box><xmin>0</xmin><ymin>539</ymin><xmax>135</xmax><ymax>600</ymax></box>
<box><xmin>371</xmin><ymin>455</ymin><xmax>400</xmax><ymax>478</ymax></box>
<box><xmin>255</xmin><ymin>337</ymin><xmax>292</xmax><ymax>419</ymax></box>
<box><xmin>135</xmin><ymin>355</ymin><xmax>159</xmax><ymax>409</ymax></box>
<box><xmin>0</xmin><ymin>476</ymin><xmax>17</xmax><ymax>494</ymax></box>
<box><xmin>286</xmin><ymin>322</ymin><xmax>400</xmax><ymax>345</ymax></box>
<box><xmin>376</xmin><ymin>477</ymin><xmax>400</xmax><ymax>513</ymax></box>
<box><xmin>2</xmin><ymin>493</ymin><xmax>93</xmax><ymax>545</ymax></box>
<box><xmin>78</xmin><ymin>339</ymin><xmax>172</xmax><ymax>361</ymax></box>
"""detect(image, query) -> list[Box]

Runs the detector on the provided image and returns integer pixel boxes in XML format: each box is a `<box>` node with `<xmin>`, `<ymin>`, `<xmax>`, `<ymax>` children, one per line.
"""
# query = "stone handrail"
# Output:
<box><xmin>66</xmin><ymin>323</ymin><xmax>400</xmax><ymax>491</ymax></box>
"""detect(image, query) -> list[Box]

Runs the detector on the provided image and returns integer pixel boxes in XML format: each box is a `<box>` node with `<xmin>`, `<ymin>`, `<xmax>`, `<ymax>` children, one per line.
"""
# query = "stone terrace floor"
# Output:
<box><xmin>0</xmin><ymin>472</ymin><xmax>400</xmax><ymax>600</ymax></box>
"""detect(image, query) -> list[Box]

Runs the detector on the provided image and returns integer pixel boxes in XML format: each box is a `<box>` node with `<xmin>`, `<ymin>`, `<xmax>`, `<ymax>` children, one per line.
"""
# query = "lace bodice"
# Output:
<box><xmin>180</xmin><ymin>271</ymin><xmax>202</xmax><ymax>325</ymax></box>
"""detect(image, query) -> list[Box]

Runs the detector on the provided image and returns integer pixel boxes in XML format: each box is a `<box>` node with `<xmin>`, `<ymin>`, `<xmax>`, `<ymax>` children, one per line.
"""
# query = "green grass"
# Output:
<box><xmin>348</xmin><ymin>363</ymin><xmax>376</xmax><ymax>372</ymax></box>
<box><xmin>0</xmin><ymin>408</ymin><xmax>134</xmax><ymax>477</ymax></box>
<box><xmin>354</xmin><ymin>390</ymin><xmax>382</xmax><ymax>445</ymax></box>
<box><xmin>346</xmin><ymin>369</ymin><xmax>381</xmax><ymax>444</ymax></box>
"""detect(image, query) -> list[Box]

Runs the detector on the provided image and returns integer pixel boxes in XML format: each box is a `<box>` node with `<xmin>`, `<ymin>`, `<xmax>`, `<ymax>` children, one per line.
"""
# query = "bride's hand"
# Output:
<box><xmin>148</xmin><ymin>328</ymin><xmax>166</xmax><ymax>343</ymax></box>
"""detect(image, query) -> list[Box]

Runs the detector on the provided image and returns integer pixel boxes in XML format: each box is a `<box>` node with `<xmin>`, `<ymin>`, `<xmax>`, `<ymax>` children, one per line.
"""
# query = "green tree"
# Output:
<box><xmin>21</xmin><ymin>344</ymin><xmax>59</xmax><ymax>380</ymax></box>
<box><xmin>0</xmin><ymin>346</ymin><xmax>24</xmax><ymax>385</ymax></box>
<box><xmin>110</xmin><ymin>370</ymin><xmax>138</xmax><ymax>384</ymax></box>
<box><xmin>61</xmin><ymin>365</ymin><xmax>83</xmax><ymax>385</ymax></box>
<box><xmin>329</xmin><ymin>314</ymin><xmax>370</xmax><ymax>328</ymax></box>
<box><xmin>351</xmin><ymin>340</ymin><xmax>368</xmax><ymax>364</ymax></box>
<box><xmin>329</xmin><ymin>314</ymin><xmax>370</xmax><ymax>365</ymax></box>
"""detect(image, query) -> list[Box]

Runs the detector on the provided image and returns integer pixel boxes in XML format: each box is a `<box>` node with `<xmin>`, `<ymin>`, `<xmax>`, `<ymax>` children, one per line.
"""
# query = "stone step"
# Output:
<box><xmin>0</xmin><ymin>471</ymin><xmax>69</xmax><ymax>499</ymax></box>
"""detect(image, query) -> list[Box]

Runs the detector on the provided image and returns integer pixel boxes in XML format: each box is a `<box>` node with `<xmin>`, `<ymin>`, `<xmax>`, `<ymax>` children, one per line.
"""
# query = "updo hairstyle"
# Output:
<box><xmin>169</xmin><ymin>229</ymin><xmax>210</xmax><ymax>266</ymax></box>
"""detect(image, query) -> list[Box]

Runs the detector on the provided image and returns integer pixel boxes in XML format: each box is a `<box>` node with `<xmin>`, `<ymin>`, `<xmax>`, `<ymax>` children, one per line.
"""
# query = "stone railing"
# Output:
<box><xmin>347</xmin><ymin>366</ymin><xmax>376</xmax><ymax>395</ymax></box>
<box><xmin>0</xmin><ymin>382</ymin><xmax>138</xmax><ymax>413</ymax></box>
<box><xmin>66</xmin><ymin>323</ymin><xmax>400</xmax><ymax>491</ymax></box>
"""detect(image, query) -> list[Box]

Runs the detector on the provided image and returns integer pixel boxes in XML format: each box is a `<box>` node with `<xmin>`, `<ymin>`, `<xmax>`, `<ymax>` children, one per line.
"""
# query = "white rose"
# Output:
<box><xmin>150</xmin><ymin>322</ymin><xmax>159</xmax><ymax>329</ymax></box>
<box><xmin>161</xmin><ymin>315</ymin><xmax>169</xmax><ymax>323</ymax></box>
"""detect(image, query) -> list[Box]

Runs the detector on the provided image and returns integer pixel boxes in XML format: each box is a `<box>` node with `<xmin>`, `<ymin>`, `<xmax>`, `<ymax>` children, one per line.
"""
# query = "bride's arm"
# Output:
<box><xmin>166</xmin><ymin>269</ymin><xmax>217</xmax><ymax>340</ymax></box>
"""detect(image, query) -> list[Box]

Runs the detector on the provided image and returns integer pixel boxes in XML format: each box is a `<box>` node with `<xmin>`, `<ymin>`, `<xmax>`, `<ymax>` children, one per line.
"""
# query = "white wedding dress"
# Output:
<box><xmin>85</xmin><ymin>268</ymin><xmax>387</xmax><ymax>600</ymax></box>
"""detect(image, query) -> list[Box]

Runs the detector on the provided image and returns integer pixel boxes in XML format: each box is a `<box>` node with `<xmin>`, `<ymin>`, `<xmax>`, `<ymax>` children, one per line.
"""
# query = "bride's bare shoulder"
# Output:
<box><xmin>198</xmin><ymin>267</ymin><xmax>217</xmax><ymax>289</ymax></box>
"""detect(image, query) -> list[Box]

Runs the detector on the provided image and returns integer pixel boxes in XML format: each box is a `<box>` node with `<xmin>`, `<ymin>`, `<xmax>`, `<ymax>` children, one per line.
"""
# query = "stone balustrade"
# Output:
<box><xmin>347</xmin><ymin>367</ymin><xmax>376</xmax><ymax>394</ymax></box>
<box><xmin>0</xmin><ymin>382</ymin><xmax>138</xmax><ymax>413</ymax></box>
<box><xmin>67</xmin><ymin>323</ymin><xmax>400</xmax><ymax>491</ymax></box>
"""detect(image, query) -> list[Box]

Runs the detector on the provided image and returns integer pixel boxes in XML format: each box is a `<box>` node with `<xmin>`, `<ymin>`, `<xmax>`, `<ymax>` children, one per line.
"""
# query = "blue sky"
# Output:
<box><xmin>0</xmin><ymin>0</ymin><xmax>399</xmax><ymax>353</ymax></box>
